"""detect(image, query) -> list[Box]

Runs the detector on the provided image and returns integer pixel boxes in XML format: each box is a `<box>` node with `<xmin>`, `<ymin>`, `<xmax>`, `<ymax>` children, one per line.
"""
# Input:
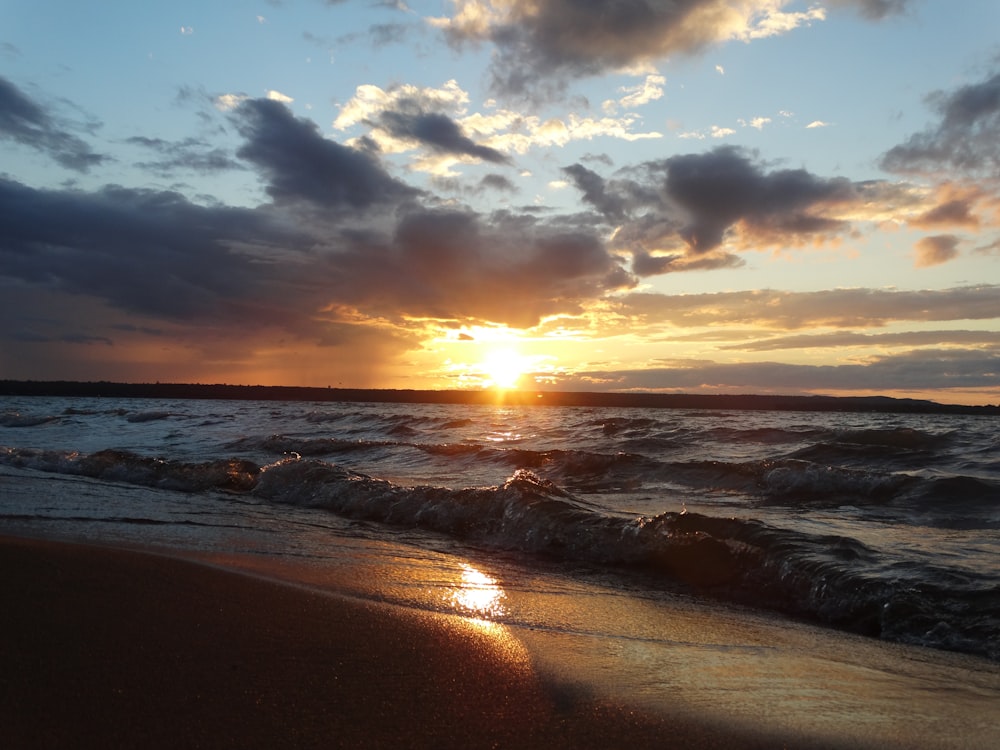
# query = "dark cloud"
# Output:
<box><xmin>321</xmin><ymin>208</ymin><xmax>633</xmax><ymax>328</ymax></box>
<box><xmin>443</xmin><ymin>0</ymin><xmax>724</xmax><ymax>96</ymax></box>
<box><xmin>441</xmin><ymin>0</ymin><xmax>913</xmax><ymax>97</ymax></box>
<box><xmin>0</xmin><ymin>76</ymin><xmax>105</xmax><ymax>171</ymax></box>
<box><xmin>0</xmin><ymin>177</ymin><xmax>305</xmax><ymax>326</ymax></box>
<box><xmin>378</xmin><ymin>107</ymin><xmax>511</xmax><ymax>164</ymax></box>
<box><xmin>565</xmin><ymin>147</ymin><xmax>871</xmax><ymax>272</ymax></box>
<box><xmin>881</xmin><ymin>70</ymin><xmax>1000</xmax><ymax>177</ymax></box>
<box><xmin>661</xmin><ymin>147</ymin><xmax>855</xmax><ymax>253</ymax></box>
<box><xmin>618</xmin><ymin>285</ymin><xmax>1000</xmax><ymax>329</ymax></box>
<box><xmin>562</xmin><ymin>164</ymin><xmax>629</xmax><ymax>220</ymax></box>
<box><xmin>127</xmin><ymin>136</ymin><xmax>241</xmax><ymax>175</ymax></box>
<box><xmin>233</xmin><ymin>98</ymin><xmax>420</xmax><ymax>209</ymax></box>
<box><xmin>477</xmin><ymin>173</ymin><xmax>517</xmax><ymax>193</ymax></box>
<box><xmin>829</xmin><ymin>0</ymin><xmax>912</xmax><ymax>20</ymax></box>
<box><xmin>0</xmin><ymin>135</ymin><xmax>632</xmax><ymax>344</ymax></box>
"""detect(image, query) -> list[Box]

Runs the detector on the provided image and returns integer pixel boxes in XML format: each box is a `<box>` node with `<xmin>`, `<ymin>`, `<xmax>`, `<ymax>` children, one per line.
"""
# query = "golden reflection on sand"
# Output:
<box><xmin>439</xmin><ymin>563</ymin><xmax>534</xmax><ymax>674</ymax></box>
<box><xmin>449</xmin><ymin>563</ymin><xmax>507</xmax><ymax>621</ymax></box>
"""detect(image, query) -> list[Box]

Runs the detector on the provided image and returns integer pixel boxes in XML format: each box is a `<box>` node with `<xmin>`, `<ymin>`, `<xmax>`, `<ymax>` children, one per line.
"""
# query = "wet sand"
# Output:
<box><xmin>0</xmin><ymin>535</ymin><xmax>802</xmax><ymax>749</ymax></box>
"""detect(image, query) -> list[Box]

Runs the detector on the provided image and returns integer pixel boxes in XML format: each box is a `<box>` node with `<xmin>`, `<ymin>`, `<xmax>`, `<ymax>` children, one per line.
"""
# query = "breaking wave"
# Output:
<box><xmin>2</xmin><ymin>445</ymin><xmax>996</xmax><ymax>660</ymax></box>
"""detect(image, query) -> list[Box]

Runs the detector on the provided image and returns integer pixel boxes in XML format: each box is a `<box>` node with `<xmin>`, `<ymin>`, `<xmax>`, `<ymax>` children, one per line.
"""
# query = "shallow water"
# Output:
<box><xmin>2</xmin><ymin>395</ymin><xmax>997</xmax><ymax>662</ymax></box>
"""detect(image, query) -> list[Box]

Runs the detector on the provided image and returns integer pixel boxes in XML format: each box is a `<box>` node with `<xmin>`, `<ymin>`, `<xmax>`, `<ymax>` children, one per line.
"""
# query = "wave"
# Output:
<box><xmin>249</xmin><ymin>457</ymin><xmax>998</xmax><ymax>659</ymax></box>
<box><xmin>125</xmin><ymin>410</ymin><xmax>173</xmax><ymax>423</ymax></box>
<box><xmin>594</xmin><ymin>416</ymin><xmax>658</xmax><ymax>436</ymax></box>
<box><xmin>303</xmin><ymin>409</ymin><xmax>477</xmax><ymax>431</ymax></box>
<box><xmin>788</xmin><ymin>428</ymin><xmax>953</xmax><ymax>468</ymax></box>
<box><xmin>1</xmin><ymin>447</ymin><xmax>258</xmax><ymax>492</ymax></box>
<box><xmin>1</xmin><ymin>411</ymin><xmax>60</xmax><ymax>427</ymax></box>
<box><xmin>226</xmin><ymin>434</ymin><xmax>390</xmax><ymax>457</ymax></box>
<box><xmin>3</xmin><ymin>445</ymin><xmax>996</xmax><ymax>660</ymax></box>
<box><xmin>708</xmin><ymin>426</ymin><xmax>829</xmax><ymax>444</ymax></box>
<box><xmin>835</xmin><ymin>427</ymin><xmax>954</xmax><ymax>450</ymax></box>
<box><xmin>221</xmin><ymin>432</ymin><xmax>994</xmax><ymax>517</ymax></box>
<box><xmin>756</xmin><ymin>459</ymin><xmax>916</xmax><ymax>505</ymax></box>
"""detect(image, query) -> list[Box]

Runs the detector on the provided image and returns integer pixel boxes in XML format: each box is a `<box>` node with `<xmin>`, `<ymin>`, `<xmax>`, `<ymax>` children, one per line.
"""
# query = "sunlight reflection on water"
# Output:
<box><xmin>449</xmin><ymin>563</ymin><xmax>507</xmax><ymax>620</ymax></box>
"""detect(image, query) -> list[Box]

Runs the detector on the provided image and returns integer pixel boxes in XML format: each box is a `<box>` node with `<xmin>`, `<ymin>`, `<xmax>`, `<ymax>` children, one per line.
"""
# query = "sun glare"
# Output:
<box><xmin>481</xmin><ymin>349</ymin><xmax>530</xmax><ymax>389</ymax></box>
<box><xmin>450</xmin><ymin>564</ymin><xmax>506</xmax><ymax>620</ymax></box>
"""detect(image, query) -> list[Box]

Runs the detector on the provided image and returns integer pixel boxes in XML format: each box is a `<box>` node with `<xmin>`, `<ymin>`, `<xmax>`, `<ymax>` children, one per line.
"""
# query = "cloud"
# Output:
<box><xmin>616</xmin><ymin>285</ymin><xmax>1000</xmax><ymax>329</ymax></box>
<box><xmin>318</xmin><ymin>208</ymin><xmax>634</xmax><ymax>328</ymax></box>
<box><xmin>881</xmin><ymin>69</ymin><xmax>1000</xmax><ymax>177</ymax></box>
<box><xmin>476</xmin><ymin>173</ymin><xmax>517</xmax><ymax>193</ymax></box>
<box><xmin>616</xmin><ymin>74</ymin><xmax>666</xmax><ymax>110</ymax></box>
<box><xmin>334</xmin><ymin>79</ymin><xmax>660</xmax><ymax>175</ymax></box>
<box><xmin>828</xmin><ymin>0</ymin><xmax>913</xmax><ymax>21</ymax></box>
<box><xmin>0</xmin><ymin>177</ymin><xmax>309</xmax><ymax>327</ymax></box>
<box><xmin>720</xmin><ymin>329</ymin><xmax>1000</xmax><ymax>351</ymax></box>
<box><xmin>233</xmin><ymin>97</ymin><xmax>421</xmax><ymax>209</ymax></box>
<box><xmin>335</xmin><ymin>80</ymin><xmax>469</xmax><ymax>132</ymax></box>
<box><xmin>333</xmin><ymin>80</ymin><xmax>511</xmax><ymax>171</ymax></box>
<box><xmin>432</xmin><ymin>0</ymin><xmax>828</xmax><ymax>96</ymax></box>
<box><xmin>662</xmin><ymin>147</ymin><xmax>857</xmax><ymax>252</ymax></box>
<box><xmin>561</xmin><ymin>163</ymin><xmax>631</xmax><ymax>221</ymax></box>
<box><xmin>0</xmin><ymin>76</ymin><xmax>106</xmax><ymax>172</ymax></box>
<box><xmin>910</xmin><ymin>185</ymin><xmax>982</xmax><ymax>229</ymax></box>
<box><xmin>378</xmin><ymin>108</ymin><xmax>512</xmax><ymax>164</ymax></box>
<box><xmin>214</xmin><ymin>93</ymin><xmax>248</xmax><ymax>111</ymax></box>
<box><xmin>806</xmin><ymin>120</ymin><xmax>829</xmax><ymax>128</ymax></box>
<box><xmin>629</xmin><ymin>247</ymin><xmax>744</xmax><ymax>276</ymax></box>
<box><xmin>739</xmin><ymin>116</ymin><xmax>772</xmax><ymax>130</ymax></box>
<box><xmin>0</xmin><ymin>90</ymin><xmax>638</xmax><ymax>352</ymax></box>
<box><xmin>565</xmin><ymin>146</ymin><xmax>889</xmax><ymax>270</ymax></box>
<box><xmin>561</xmin><ymin>348</ymin><xmax>1000</xmax><ymax>393</ymax></box>
<box><xmin>266</xmin><ymin>89</ymin><xmax>294</xmax><ymax>103</ymax></box>
<box><xmin>914</xmin><ymin>234</ymin><xmax>961</xmax><ymax>268</ymax></box>
<box><xmin>126</xmin><ymin>136</ymin><xmax>242</xmax><ymax>175</ymax></box>
<box><xmin>369</xmin><ymin>23</ymin><xmax>412</xmax><ymax>47</ymax></box>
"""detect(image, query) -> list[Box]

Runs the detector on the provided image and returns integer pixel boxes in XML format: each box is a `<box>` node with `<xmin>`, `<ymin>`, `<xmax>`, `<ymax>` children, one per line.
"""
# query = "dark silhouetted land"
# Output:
<box><xmin>1</xmin><ymin>380</ymin><xmax>996</xmax><ymax>415</ymax></box>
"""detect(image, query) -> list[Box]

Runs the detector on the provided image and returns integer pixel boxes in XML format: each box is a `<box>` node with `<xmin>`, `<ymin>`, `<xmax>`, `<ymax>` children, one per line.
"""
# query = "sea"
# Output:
<box><xmin>2</xmin><ymin>394</ymin><xmax>999</xmax><ymax>746</ymax></box>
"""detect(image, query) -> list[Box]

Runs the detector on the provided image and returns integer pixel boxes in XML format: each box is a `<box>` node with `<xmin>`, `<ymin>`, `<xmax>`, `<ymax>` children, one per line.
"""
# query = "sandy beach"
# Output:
<box><xmin>0</xmin><ymin>535</ymin><xmax>807</xmax><ymax>750</ymax></box>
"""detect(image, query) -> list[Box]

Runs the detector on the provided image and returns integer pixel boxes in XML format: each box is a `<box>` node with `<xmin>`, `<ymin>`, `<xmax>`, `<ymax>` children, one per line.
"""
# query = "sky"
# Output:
<box><xmin>2</xmin><ymin>1</ymin><xmax>1000</xmax><ymax>405</ymax></box>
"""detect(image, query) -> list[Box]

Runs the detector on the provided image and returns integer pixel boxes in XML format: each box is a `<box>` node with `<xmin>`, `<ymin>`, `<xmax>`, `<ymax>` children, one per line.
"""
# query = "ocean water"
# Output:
<box><xmin>3</xmin><ymin>395</ymin><xmax>1000</xmax><ymax>746</ymax></box>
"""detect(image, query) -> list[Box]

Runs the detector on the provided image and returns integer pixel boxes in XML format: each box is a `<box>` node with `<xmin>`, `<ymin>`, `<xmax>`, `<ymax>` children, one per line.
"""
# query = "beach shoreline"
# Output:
<box><xmin>1</xmin><ymin>534</ymin><xmax>807</xmax><ymax>750</ymax></box>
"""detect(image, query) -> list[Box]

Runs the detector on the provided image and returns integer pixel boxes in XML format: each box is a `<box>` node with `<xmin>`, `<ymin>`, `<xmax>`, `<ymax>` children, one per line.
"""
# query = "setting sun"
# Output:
<box><xmin>481</xmin><ymin>349</ymin><xmax>531</xmax><ymax>389</ymax></box>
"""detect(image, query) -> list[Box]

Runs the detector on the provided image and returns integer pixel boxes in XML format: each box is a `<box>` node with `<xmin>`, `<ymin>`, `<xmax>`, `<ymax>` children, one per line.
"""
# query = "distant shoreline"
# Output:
<box><xmin>2</xmin><ymin>379</ymin><xmax>997</xmax><ymax>415</ymax></box>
